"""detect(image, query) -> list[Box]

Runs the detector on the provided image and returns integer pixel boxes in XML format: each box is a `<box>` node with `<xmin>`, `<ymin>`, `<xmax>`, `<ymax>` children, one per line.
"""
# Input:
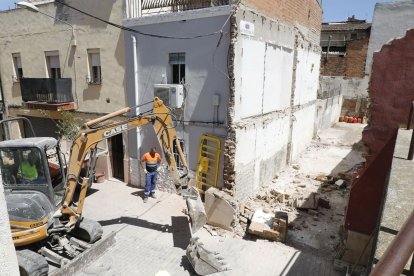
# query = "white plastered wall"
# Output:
<box><xmin>232</xmin><ymin>9</ymin><xmax>321</xmax><ymax>200</ymax></box>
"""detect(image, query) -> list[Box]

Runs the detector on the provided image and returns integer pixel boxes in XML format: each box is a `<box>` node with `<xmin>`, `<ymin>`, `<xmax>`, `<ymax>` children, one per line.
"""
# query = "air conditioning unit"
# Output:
<box><xmin>153</xmin><ymin>84</ymin><xmax>184</xmax><ymax>108</ymax></box>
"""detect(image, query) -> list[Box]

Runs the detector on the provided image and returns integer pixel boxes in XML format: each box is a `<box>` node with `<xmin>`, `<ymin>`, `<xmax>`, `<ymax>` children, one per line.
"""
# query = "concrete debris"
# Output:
<box><xmin>334</xmin><ymin>179</ymin><xmax>346</xmax><ymax>189</ymax></box>
<box><xmin>228</xmin><ymin>123</ymin><xmax>365</xmax><ymax>257</ymax></box>
<box><xmin>314</xmin><ymin>175</ymin><xmax>328</xmax><ymax>182</ymax></box>
<box><xmin>292</xmin><ymin>192</ymin><xmax>318</xmax><ymax>210</ymax></box>
<box><xmin>247</xmin><ymin>209</ymin><xmax>287</xmax><ymax>242</ymax></box>
<box><xmin>256</xmin><ymin>191</ymin><xmax>268</xmax><ymax>200</ymax></box>
<box><xmin>205</xmin><ymin>188</ymin><xmax>236</xmax><ymax>231</ymax></box>
<box><xmin>318</xmin><ymin>198</ymin><xmax>331</xmax><ymax>209</ymax></box>
<box><xmin>337</xmin><ymin>172</ymin><xmax>352</xmax><ymax>182</ymax></box>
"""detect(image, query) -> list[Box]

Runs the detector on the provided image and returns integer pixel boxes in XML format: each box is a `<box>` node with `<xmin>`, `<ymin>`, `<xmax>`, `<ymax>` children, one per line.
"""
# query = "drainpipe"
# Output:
<box><xmin>132</xmin><ymin>34</ymin><xmax>141</xmax><ymax>185</ymax></box>
<box><xmin>138</xmin><ymin>0</ymin><xmax>142</xmax><ymax>17</ymax></box>
<box><xmin>125</xmin><ymin>0</ymin><xmax>128</xmax><ymax>19</ymax></box>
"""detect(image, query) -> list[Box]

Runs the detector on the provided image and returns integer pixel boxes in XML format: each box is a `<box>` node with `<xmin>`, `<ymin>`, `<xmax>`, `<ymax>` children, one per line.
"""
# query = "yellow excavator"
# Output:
<box><xmin>0</xmin><ymin>98</ymin><xmax>225</xmax><ymax>275</ymax></box>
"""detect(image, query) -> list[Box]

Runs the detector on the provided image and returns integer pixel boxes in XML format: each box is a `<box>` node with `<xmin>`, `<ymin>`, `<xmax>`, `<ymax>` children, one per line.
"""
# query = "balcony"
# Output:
<box><xmin>20</xmin><ymin>78</ymin><xmax>75</xmax><ymax>111</ymax></box>
<box><xmin>126</xmin><ymin>0</ymin><xmax>230</xmax><ymax>17</ymax></box>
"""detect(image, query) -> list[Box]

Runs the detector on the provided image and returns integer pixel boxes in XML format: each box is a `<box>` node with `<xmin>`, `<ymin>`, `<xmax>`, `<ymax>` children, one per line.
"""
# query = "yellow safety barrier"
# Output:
<box><xmin>195</xmin><ymin>134</ymin><xmax>221</xmax><ymax>194</ymax></box>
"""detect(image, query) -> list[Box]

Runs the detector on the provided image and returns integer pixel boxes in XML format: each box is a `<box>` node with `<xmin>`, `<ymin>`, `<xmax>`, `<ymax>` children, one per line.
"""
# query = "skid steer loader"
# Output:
<box><xmin>0</xmin><ymin>98</ymin><xmax>225</xmax><ymax>275</ymax></box>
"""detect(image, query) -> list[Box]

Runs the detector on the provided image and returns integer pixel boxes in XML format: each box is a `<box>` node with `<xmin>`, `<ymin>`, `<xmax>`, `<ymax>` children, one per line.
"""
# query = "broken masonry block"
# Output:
<box><xmin>318</xmin><ymin>197</ymin><xmax>331</xmax><ymax>209</ymax></box>
<box><xmin>274</xmin><ymin>212</ymin><xmax>288</xmax><ymax>243</ymax></box>
<box><xmin>239</xmin><ymin>203</ymin><xmax>245</xmax><ymax>215</ymax></box>
<box><xmin>262</xmin><ymin>229</ymin><xmax>279</xmax><ymax>241</ymax></box>
<box><xmin>335</xmin><ymin>179</ymin><xmax>346</xmax><ymax>189</ymax></box>
<box><xmin>337</xmin><ymin>172</ymin><xmax>351</xmax><ymax>182</ymax></box>
<box><xmin>293</xmin><ymin>193</ymin><xmax>318</xmax><ymax>210</ymax></box>
<box><xmin>248</xmin><ymin>221</ymin><xmax>265</xmax><ymax>235</ymax></box>
<box><xmin>315</xmin><ymin>175</ymin><xmax>328</xmax><ymax>182</ymax></box>
<box><xmin>239</xmin><ymin>216</ymin><xmax>248</xmax><ymax>224</ymax></box>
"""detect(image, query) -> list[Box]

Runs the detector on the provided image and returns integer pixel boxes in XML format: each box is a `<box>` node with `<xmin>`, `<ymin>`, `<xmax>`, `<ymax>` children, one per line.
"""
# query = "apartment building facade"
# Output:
<box><xmin>0</xmin><ymin>0</ymin><xmax>127</xmax><ymax>180</ymax></box>
<box><xmin>124</xmin><ymin>0</ymin><xmax>322</xmax><ymax>200</ymax></box>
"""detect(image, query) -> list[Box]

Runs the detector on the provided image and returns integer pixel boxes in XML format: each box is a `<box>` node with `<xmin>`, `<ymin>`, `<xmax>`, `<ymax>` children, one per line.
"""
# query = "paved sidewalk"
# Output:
<box><xmin>70</xmin><ymin>180</ymin><xmax>339</xmax><ymax>276</ymax></box>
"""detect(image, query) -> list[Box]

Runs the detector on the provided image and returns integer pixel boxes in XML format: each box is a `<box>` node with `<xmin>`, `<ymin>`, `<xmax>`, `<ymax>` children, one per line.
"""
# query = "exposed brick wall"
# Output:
<box><xmin>320</xmin><ymin>56</ymin><xmax>346</xmax><ymax>76</ymax></box>
<box><xmin>344</xmin><ymin>29</ymin><xmax>414</xmax><ymax>237</ymax></box>
<box><xmin>364</xmin><ymin>29</ymin><xmax>414</xmax><ymax>158</ymax></box>
<box><xmin>345</xmin><ymin>36</ymin><xmax>369</xmax><ymax>78</ymax></box>
<box><xmin>223</xmin><ymin>7</ymin><xmax>238</xmax><ymax>196</ymax></box>
<box><xmin>341</xmin><ymin>98</ymin><xmax>369</xmax><ymax>118</ymax></box>
<box><xmin>321</xmin><ymin>36</ymin><xmax>369</xmax><ymax>78</ymax></box>
<box><xmin>243</xmin><ymin>0</ymin><xmax>322</xmax><ymax>42</ymax></box>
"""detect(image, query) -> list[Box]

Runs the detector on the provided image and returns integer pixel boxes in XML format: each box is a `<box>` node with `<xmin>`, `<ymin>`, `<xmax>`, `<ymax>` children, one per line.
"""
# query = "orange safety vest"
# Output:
<box><xmin>141</xmin><ymin>152</ymin><xmax>161</xmax><ymax>172</ymax></box>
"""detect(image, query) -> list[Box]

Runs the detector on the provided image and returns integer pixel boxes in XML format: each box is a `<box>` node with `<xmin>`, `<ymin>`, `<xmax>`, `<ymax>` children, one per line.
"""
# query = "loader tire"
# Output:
<box><xmin>71</xmin><ymin>217</ymin><xmax>103</xmax><ymax>244</ymax></box>
<box><xmin>17</xmin><ymin>249</ymin><xmax>49</xmax><ymax>276</ymax></box>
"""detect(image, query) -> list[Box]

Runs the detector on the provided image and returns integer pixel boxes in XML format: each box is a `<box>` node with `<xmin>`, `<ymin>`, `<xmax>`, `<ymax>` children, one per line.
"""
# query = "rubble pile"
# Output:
<box><xmin>203</xmin><ymin>124</ymin><xmax>367</xmax><ymax>256</ymax></box>
<box><xmin>231</xmin><ymin>165</ymin><xmax>353</xmax><ymax>255</ymax></box>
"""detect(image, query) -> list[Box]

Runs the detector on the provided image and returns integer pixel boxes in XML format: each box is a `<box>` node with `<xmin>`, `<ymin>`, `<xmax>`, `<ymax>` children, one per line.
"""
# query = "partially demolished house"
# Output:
<box><xmin>123</xmin><ymin>0</ymin><xmax>323</xmax><ymax>200</ymax></box>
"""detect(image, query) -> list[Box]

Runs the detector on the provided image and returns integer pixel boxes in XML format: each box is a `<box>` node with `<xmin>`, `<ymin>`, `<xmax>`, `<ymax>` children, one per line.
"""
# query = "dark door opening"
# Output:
<box><xmin>110</xmin><ymin>133</ymin><xmax>124</xmax><ymax>180</ymax></box>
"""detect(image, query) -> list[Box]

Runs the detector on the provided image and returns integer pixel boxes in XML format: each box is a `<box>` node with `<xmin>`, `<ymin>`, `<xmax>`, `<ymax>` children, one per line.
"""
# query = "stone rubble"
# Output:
<box><xmin>203</xmin><ymin>124</ymin><xmax>366</xmax><ymax>257</ymax></box>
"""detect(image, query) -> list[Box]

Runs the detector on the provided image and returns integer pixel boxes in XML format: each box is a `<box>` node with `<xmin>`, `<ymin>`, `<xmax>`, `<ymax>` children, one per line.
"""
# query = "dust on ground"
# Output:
<box><xmin>225</xmin><ymin>123</ymin><xmax>366</xmax><ymax>257</ymax></box>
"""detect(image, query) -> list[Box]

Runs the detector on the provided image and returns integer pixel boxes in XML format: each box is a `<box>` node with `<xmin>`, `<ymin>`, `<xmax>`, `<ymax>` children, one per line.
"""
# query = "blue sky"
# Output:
<box><xmin>323</xmin><ymin>0</ymin><xmax>399</xmax><ymax>22</ymax></box>
<box><xmin>0</xmin><ymin>0</ymin><xmax>400</xmax><ymax>22</ymax></box>
<box><xmin>0</xmin><ymin>1</ymin><xmax>15</xmax><ymax>11</ymax></box>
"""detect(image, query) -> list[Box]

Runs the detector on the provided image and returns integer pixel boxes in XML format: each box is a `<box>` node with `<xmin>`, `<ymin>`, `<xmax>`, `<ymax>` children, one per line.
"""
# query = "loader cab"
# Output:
<box><xmin>0</xmin><ymin>137</ymin><xmax>66</xmax><ymax>206</ymax></box>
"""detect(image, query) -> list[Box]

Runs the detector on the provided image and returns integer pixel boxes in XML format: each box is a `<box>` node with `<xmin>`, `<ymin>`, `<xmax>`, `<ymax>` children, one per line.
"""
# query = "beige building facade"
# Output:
<box><xmin>0</xmin><ymin>0</ymin><xmax>128</xmax><ymax>180</ymax></box>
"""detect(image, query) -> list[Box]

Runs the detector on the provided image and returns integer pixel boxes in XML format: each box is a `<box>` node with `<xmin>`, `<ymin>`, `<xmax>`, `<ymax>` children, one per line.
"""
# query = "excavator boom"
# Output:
<box><xmin>60</xmin><ymin>97</ymin><xmax>206</xmax><ymax>232</ymax></box>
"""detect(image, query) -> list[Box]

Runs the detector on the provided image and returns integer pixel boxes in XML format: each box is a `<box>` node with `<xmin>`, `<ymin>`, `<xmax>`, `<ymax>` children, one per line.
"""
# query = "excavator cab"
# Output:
<box><xmin>0</xmin><ymin>138</ymin><xmax>66</xmax><ymax>245</ymax></box>
<box><xmin>0</xmin><ymin>138</ymin><xmax>66</xmax><ymax>203</ymax></box>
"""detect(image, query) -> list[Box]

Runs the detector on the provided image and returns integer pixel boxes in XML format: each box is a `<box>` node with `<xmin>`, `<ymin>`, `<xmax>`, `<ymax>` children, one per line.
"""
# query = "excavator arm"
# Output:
<box><xmin>56</xmin><ymin>97</ymin><xmax>225</xmax><ymax>275</ymax></box>
<box><xmin>60</xmin><ymin>98</ymin><xmax>196</xmax><ymax>228</ymax></box>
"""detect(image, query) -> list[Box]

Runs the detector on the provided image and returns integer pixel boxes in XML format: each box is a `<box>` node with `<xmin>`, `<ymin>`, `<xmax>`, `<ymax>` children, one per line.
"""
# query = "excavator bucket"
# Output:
<box><xmin>186</xmin><ymin>237</ymin><xmax>228</xmax><ymax>275</ymax></box>
<box><xmin>183</xmin><ymin>187</ymin><xmax>207</xmax><ymax>233</ymax></box>
<box><xmin>183</xmin><ymin>188</ymin><xmax>228</xmax><ymax>275</ymax></box>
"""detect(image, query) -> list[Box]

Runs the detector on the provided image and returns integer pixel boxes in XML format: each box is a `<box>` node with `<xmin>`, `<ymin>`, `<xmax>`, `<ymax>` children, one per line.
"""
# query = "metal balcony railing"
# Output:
<box><xmin>141</xmin><ymin>0</ymin><xmax>230</xmax><ymax>15</ymax></box>
<box><xmin>320</xmin><ymin>40</ymin><xmax>347</xmax><ymax>47</ymax></box>
<box><xmin>20</xmin><ymin>78</ymin><xmax>73</xmax><ymax>103</ymax></box>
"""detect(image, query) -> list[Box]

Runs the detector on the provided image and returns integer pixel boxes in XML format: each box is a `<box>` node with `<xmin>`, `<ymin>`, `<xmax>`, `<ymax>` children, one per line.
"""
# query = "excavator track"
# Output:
<box><xmin>17</xmin><ymin>249</ymin><xmax>49</xmax><ymax>276</ymax></box>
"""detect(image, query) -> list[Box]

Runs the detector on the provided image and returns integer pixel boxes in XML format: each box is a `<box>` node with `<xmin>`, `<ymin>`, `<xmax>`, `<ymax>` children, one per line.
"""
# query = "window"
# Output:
<box><xmin>0</xmin><ymin>148</ymin><xmax>46</xmax><ymax>186</ymax></box>
<box><xmin>12</xmin><ymin>53</ymin><xmax>23</xmax><ymax>81</ymax></box>
<box><xmin>87</xmin><ymin>49</ymin><xmax>102</xmax><ymax>84</ymax></box>
<box><xmin>351</xmin><ymin>33</ymin><xmax>358</xmax><ymax>40</ymax></box>
<box><xmin>45</xmin><ymin>51</ymin><xmax>61</xmax><ymax>79</ymax></box>
<box><xmin>169</xmin><ymin>53</ymin><xmax>185</xmax><ymax>84</ymax></box>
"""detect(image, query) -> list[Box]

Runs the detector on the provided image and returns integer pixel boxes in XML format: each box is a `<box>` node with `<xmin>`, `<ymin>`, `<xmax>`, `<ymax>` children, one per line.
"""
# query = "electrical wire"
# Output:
<box><xmin>55</xmin><ymin>0</ymin><xmax>228</xmax><ymax>40</ymax></box>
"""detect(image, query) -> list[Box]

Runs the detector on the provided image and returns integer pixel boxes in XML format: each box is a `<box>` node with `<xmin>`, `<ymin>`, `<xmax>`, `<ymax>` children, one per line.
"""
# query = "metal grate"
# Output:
<box><xmin>142</xmin><ymin>0</ymin><xmax>229</xmax><ymax>13</ymax></box>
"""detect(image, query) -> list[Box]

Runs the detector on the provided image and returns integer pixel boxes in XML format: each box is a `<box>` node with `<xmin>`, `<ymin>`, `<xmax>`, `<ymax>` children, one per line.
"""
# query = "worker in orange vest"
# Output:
<box><xmin>140</xmin><ymin>147</ymin><xmax>162</xmax><ymax>203</ymax></box>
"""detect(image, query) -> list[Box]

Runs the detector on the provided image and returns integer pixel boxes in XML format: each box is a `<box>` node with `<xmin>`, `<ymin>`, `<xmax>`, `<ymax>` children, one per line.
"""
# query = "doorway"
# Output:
<box><xmin>109</xmin><ymin>133</ymin><xmax>124</xmax><ymax>180</ymax></box>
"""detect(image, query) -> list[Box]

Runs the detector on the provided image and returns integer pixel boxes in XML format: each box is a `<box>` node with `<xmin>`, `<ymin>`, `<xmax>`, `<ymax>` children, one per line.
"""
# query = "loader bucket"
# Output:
<box><xmin>184</xmin><ymin>187</ymin><xmax>207</xmax><ymax>233</ymax></box>
<box><xmin>186</xmin><ymin>237</ymin><xmax>228</xmax><ymax>275</ymax></box>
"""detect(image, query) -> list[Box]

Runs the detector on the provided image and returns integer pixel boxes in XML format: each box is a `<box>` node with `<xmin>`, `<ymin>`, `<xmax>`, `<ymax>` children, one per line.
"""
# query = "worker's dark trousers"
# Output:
<box><xmin>144</xmin><ymin>171</ymin><xmax>157</xmax><ymax>197</ymax></box>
